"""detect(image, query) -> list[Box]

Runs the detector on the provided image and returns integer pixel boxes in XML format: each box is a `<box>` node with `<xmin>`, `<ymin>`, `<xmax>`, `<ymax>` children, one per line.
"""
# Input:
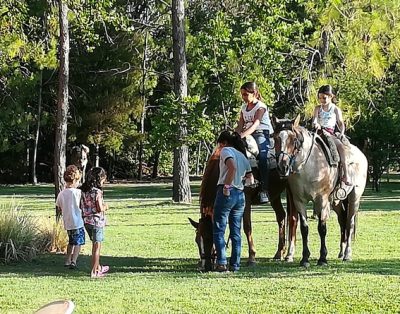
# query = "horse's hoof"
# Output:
<box><xmin>317</xmin><ymin>259</ymin><xmax>328</xmax><ymax>266</ymax></box>
<box><xmin>343</xmin><ymin>256</ymin><xmax>352</xmax><ymax>262</ymax></box>
<box><xmin>246</xmin><ymin>260</ymin><xmax>256</xmax><ymax>267</ymax></box>
<box><xmin>300</xmin><ymin>260</ymin><xmax>310</xmax><ymax>268</ymax></box>
<box><xmin>338</xmin><ymin>253</ymin><xmax>344</xmax><ymax>259</ymax></box>
<box><xmin>285</xmin><ymin>256</ymin><xmax>294</xmax><ymax>263</ymax></box>
<box><xmin>272</xmin><ymin>254</ymin><xmax>282</xmax><ymax>261</ymax></box>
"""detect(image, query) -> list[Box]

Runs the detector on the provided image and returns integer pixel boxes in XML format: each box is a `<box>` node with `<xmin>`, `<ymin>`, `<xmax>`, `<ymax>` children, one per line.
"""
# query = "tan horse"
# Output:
<box><xmin>189</xmin><ymin>143</ymin><xmax>296</xmax><ymax>271</ymax></box>
<box><xmin>274</xmin><ymin>116</ymin><xmax>368</xmax><ymax>267</ymax></box>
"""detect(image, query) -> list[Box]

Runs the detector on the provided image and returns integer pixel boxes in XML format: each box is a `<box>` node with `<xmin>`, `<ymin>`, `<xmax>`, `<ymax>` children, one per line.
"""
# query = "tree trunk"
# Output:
<box><xmin>171</xmin><ymin>0</ymin><xmax>191</xmax><ymax>203</ymax></box>
<box><xmin>32</xmin><ymin>70</ymin><xmax>43</xmax><ymax>185</ymax></box>
<box><xmin>151</xmin><ymin>150</ymin><xmax>160</xmax><ymax>179</ymax></box>
<box><xmin>54</xmin><ymin>0</ymin><xmax>69</xmax><ymax>219</ymax></box>
<box><xmin>138</xmin><ymin>28</ymin><xmax>149</xmax><ymax>181</ymax></box>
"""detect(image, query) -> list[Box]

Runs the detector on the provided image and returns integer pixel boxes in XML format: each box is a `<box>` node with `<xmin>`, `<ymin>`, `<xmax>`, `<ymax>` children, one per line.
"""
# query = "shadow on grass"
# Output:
<box><xmin>1</xmin><ymin>254</ymin><xmax>399</xmax><ymax>279</ymax></box>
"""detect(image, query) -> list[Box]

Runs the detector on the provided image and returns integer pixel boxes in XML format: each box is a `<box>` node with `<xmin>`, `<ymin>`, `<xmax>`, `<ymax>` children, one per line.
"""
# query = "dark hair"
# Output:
<box><xmin>240</xmin><ymin>81</ymin><xmax>261</xmax><ymax>100</ymax></box>
<box><xmin>217</xmin><ymin>130</ymin><xmax>247</xmax><ymax>156</ymax></box>
<box><xmin>318</xmin><ymin>85</ymin><xmax>336</xmax><ymax>97</ymax></box>
<box><xmin>80</xmin><ymin>167</ymin><xmax>107</xmax><ymax>192</ymax></box>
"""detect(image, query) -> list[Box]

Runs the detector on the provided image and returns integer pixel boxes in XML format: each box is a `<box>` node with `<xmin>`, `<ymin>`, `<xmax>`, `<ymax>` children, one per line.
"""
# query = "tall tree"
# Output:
<box><xmin>54</xmin><ymin>0</ymin><xmax>69</xmax><ymax>213</ymax></box>
<box><xmin>171</xmin><ymin>0</ymin><xmax>191</xmax><ymax>203</ymax></box>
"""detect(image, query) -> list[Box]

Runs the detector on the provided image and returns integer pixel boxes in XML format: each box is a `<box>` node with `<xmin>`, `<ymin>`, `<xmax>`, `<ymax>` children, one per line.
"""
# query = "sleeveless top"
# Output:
<box><xmin>241</xmin><ymin>101</ymin><xmax>274</xmax><ymax>134</ymax></box>
<box><xmin>317</xmin><ymin>104</ymin><xmax>337</xmax><ymax>133</ymax></box>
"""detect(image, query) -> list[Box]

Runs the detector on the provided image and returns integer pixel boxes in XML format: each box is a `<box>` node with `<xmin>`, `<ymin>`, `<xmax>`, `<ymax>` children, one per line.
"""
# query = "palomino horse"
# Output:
<box><xmin>189</xmin><ymin>141</ymin><xmax>296</xmax><ymax>271</ymax></box>
<box><xmin>274</xmin><ymin>116</ymin><xmax>368</xmax><ymax>267</ymax></box>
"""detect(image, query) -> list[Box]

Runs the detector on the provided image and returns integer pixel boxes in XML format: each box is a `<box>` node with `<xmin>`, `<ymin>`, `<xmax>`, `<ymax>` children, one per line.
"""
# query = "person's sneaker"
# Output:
<box><xmin>215</xmin><ymin>264</ymin><xmax>228</xmax><ymax>273</ymax></box>
<box><xmin>69</xmin><ymin>262</ymin><xmax>77</xmax><ymax>270</ymax></box>
<box><xmin>259</xmin><ymin>191</ymin><xmax>269</xmax><ymax>203</ymax></box>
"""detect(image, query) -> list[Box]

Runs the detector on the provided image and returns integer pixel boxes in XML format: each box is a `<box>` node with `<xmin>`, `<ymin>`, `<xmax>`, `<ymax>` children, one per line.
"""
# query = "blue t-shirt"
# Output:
<box><xmin>217</xmin><ymin>147</ymin><xmax>252</xmax><ymax>190</ymax></box>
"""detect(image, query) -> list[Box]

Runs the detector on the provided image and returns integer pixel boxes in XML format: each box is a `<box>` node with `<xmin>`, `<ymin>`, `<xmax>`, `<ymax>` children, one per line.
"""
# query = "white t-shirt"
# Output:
<box><xmin>241</xmin><ymin>100</ymin><xmax>274</xmax><ymax>134</ymax></box>
<box><xmin>56</xmin><ymin>188</ymin><xmax>84</xmax><ymax>230</ymax></box>
<box><xmin>217</xmin><ymin>147</ymin><xmax>252</xmax><ymax>190</ymax></box>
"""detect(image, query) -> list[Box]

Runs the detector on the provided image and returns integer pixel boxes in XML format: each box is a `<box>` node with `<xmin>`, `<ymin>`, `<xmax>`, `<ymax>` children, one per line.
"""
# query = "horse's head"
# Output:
<box><xmin>274</xmin><ymin>115</ymin><xmax>304</xmax><ymax>177</ymax></box>
<box><xmin>188</xmin><ymin>216</ymin><xmax>215</xmax><ymax>271</ymax></box>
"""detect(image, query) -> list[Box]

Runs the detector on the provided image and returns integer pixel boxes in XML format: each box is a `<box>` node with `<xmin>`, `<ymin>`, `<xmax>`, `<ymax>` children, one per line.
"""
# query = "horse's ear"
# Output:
<box><xmin>188</xmin><ymin>217</ymin><xmax>199</xmax><ymax>229</ymax></box>
<box><xmin>293</xmin><ymin>114</ymin><xmax>301</xmax><ymax>128</ymax></box>
<box><xmin>81</xmin><ymin>144</ymin><xmax>90</xmax><ymax>153</ymax></box>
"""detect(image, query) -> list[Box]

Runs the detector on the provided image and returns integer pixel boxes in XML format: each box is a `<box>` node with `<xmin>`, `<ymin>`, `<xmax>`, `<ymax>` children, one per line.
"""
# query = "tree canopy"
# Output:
<box><xmin>0</xmin><ymin>0</ymin><xmax>399</xmax><ymax>188</ymax></box>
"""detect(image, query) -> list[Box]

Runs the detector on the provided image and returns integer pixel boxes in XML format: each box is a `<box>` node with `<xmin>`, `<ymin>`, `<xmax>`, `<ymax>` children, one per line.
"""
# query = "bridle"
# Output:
<box><xmin>276</xmin><ymin>127</ymin><xmax>307</xmax><ymax>176</ymax></box>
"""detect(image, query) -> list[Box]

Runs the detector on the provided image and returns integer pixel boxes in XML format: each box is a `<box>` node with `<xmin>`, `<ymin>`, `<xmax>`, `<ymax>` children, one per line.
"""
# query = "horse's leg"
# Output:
<box><xmin>285</xmin><ymin>185</ymin><xmax>297</xmax><ymax>262</ymax></box>
<box><xmin>343</xmin><ymin>195</ymin><xmax>360</xmax><ymax>261</ymax></box>
<box><xmin>270</xmin><ymin>197</ymin><xmax>285</xmax><ymax>261</ymax></box>
<box><xmin>298</xmin><ymin>208</ymin><xmax>310</xmax><ymax>268</ymax></box>
<box><xmin>243</xmin><ymin>195</ymin><xmax>256</xmax><ymax>266</ymax></box>
<box><xmin>332</xmin><ymin>200</ymin><xmax>347</xmax><ymax>259</ymax></box>
<box><xmin>317</xmin><ymin>204</ymin><xmax>329</xmax><ymax>266</ymax></box>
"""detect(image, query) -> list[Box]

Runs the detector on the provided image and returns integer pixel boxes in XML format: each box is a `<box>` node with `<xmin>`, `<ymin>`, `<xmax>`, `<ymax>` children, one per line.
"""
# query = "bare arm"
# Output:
<box><xmin>312</xmin><ymin>106</ymin><xmax>321</xmax><ymax>130</ymax></box>
<box><xmin>96</xmin><ymin>192</ymin><xmax>108</xmax><ymax>213</ymax></box>
<box><xmin>235</xmin><ymin>112</ymin><xmax>245</xmax><ymax>133</ymax></box>
<box><xmin>223</xmin><ymin>157</ymin><xmax>236</xmax><ymax>196</ymax></box>
<box><xmin>240</xmin><ymin>108</ymin><xmax>265</xmax><ymax>138</ymax></box>
<box><xmin>335</xmin><ymin>107</ymin><xmax>345</xmax><ymax>136</ymax></box>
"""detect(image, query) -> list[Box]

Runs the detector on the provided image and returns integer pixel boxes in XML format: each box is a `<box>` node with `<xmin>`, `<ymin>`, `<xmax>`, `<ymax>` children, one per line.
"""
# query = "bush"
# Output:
<box><xmin>0</xmin><ymin>202</ymin><xmax>68</xmax><ymax>264</ymax></box>
<box><xmin>0</xmin><ymin>202</ymin><xmax>39</xmax><ymax>263</ymax></box>
<box><xmin>37</xmin><ymin>217</ymin><xmax>68</xmax><ymax>254</ymax></box>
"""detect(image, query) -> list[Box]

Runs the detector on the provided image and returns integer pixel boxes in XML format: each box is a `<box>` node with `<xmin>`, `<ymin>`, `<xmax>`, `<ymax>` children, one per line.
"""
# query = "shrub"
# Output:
<box><xmin>0</xmin><ymin>202</ymin><xmax>39</xmax><ymax>263</ymax></box>
<box><xmin>36</xmin><ymin>217</ymin><xmax>68</xmax><ymax>253</ymax></box>
<box><xmin>0</xmin><ymin>202</ymin><xmax>68</xmax><ymax>264</ymax></box>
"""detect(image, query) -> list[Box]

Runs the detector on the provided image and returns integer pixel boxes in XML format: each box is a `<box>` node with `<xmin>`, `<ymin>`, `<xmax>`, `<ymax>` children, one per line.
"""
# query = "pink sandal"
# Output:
<box><xmin>91</xmin><ymin>271</ymin><xmax>106</xmax><ymax>279</ymax></box>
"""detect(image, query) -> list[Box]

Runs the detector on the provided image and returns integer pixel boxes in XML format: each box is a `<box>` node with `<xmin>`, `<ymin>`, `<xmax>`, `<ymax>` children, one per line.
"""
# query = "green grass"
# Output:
<box><xmin>0</xmin><ymin>180</ymin><xmax>400</xmax><ymax>313</ymax></box>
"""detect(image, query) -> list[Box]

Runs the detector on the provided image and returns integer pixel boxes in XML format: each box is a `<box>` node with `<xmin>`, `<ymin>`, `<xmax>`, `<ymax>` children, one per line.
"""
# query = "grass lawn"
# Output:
<box><xmin>0</xmin><ymin>180</ymin><xmax>400</xmax><ymax>313</ymax></box>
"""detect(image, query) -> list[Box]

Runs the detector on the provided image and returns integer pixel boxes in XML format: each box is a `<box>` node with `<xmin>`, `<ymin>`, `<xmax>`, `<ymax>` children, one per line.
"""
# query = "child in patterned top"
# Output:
<box><xmin>80</xmin><ymin>167</ymin><xmax>109</xmax><ymax>278</ymax></box>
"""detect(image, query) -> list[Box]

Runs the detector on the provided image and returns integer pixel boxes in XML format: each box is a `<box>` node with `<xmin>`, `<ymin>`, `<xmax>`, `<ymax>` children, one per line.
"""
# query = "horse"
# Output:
<box><xmin>70</xmin><ymin>144</ymin><xmax>90</xmax><ymax>183</ymax></box>
<box><xmin>189</xmin><ymin>138</ymin><xmax>296</xmax><ymax>271</ymax></box>
<box><xmin>274</xmin><ymin>116</ymin><xmax>368</xmax><ymax>267</ymax></box>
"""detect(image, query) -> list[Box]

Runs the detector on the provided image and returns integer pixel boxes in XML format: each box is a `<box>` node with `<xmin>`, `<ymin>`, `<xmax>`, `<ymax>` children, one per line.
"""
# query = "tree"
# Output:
<box><xmin>54</xmin><ymin>0</ymin><xmax>69</xmax><ymax>214</ymax></box>
<box><xmin>171</xmin><ymin>0</ymin><xmax>191</xmax><ymax>203</ymax></box>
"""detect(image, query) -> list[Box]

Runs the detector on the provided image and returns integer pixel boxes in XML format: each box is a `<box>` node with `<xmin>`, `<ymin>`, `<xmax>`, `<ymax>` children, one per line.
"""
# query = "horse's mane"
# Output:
<box><xmin>199</xmin><ymin>148</ymin><xmax>220</xmax><ymax>217</ymax></box>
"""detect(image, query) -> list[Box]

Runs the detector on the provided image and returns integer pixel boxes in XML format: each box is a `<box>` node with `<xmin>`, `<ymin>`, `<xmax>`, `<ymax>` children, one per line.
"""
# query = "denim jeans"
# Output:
<box><xmin>252</xmin><ymin>130</ymin><xmax>270</xmax><ymax>191</ymax></box>
<box><xmin>213</xmin><ymin>186</ymin><xmax>245</xmax><ymax>271</ymax></box>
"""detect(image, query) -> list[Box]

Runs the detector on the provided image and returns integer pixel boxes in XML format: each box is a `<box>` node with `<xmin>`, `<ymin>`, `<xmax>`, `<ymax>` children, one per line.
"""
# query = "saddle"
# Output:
<box><xmin>243</xmin><ymin>135</ymin><xmax>277</xmax><ymax>170</ymax></box>
<box><xmin>315</xmin><ymin>130</ymin><xmax>339</xmax><ymax>167</ymax></box>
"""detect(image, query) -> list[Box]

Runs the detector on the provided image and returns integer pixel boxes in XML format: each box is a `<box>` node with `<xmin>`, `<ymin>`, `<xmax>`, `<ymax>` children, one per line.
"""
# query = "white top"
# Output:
<box><xmin>241</xmin><ymin>101</ymin><xmax>274</xmax><ymax>134</ymax></box>
<box><xmin>217</xmin><ymin>147</ymin><xmax>252</xmax><ymax>190</ymax></box>
<box><xmin>317</xmin><ymin>104</ymin><xmax>337</xmax><ymax>130</ymax></box>
<box><xmin>56</xmin><ymin>188</ymin><xmax>84</xmax><ymax>230</ymax></box>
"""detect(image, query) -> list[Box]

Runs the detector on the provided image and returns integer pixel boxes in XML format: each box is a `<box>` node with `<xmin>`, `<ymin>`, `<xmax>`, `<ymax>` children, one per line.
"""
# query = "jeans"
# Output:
<box><xmin>213</xmin><ymin>186</ymin><xmax>245</xmax><ymax>271</ymax></box>
<box><xmin>252</xmin><ymin>130</ymin><xmax>270</xmax><ymax>192</ymax></box>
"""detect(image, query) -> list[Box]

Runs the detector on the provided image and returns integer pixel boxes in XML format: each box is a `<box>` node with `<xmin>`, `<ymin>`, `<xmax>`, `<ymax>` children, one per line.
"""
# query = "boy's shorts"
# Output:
<box><xmin>67</xmin><ymin>227</ymin><xmax>85</xmax><ymax>246</ymax></box>
<box><xmin>85</xmin><ymin>224</ymin><xmax>104</xmax><ymax>242</ymax></box>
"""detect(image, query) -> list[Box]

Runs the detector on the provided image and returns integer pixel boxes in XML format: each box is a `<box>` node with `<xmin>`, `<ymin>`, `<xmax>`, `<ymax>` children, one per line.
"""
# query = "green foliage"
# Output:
<box><xmin>149</xmin><ymin>93</ymin><xmax>214</xmax><ymax>150</ymax></box>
